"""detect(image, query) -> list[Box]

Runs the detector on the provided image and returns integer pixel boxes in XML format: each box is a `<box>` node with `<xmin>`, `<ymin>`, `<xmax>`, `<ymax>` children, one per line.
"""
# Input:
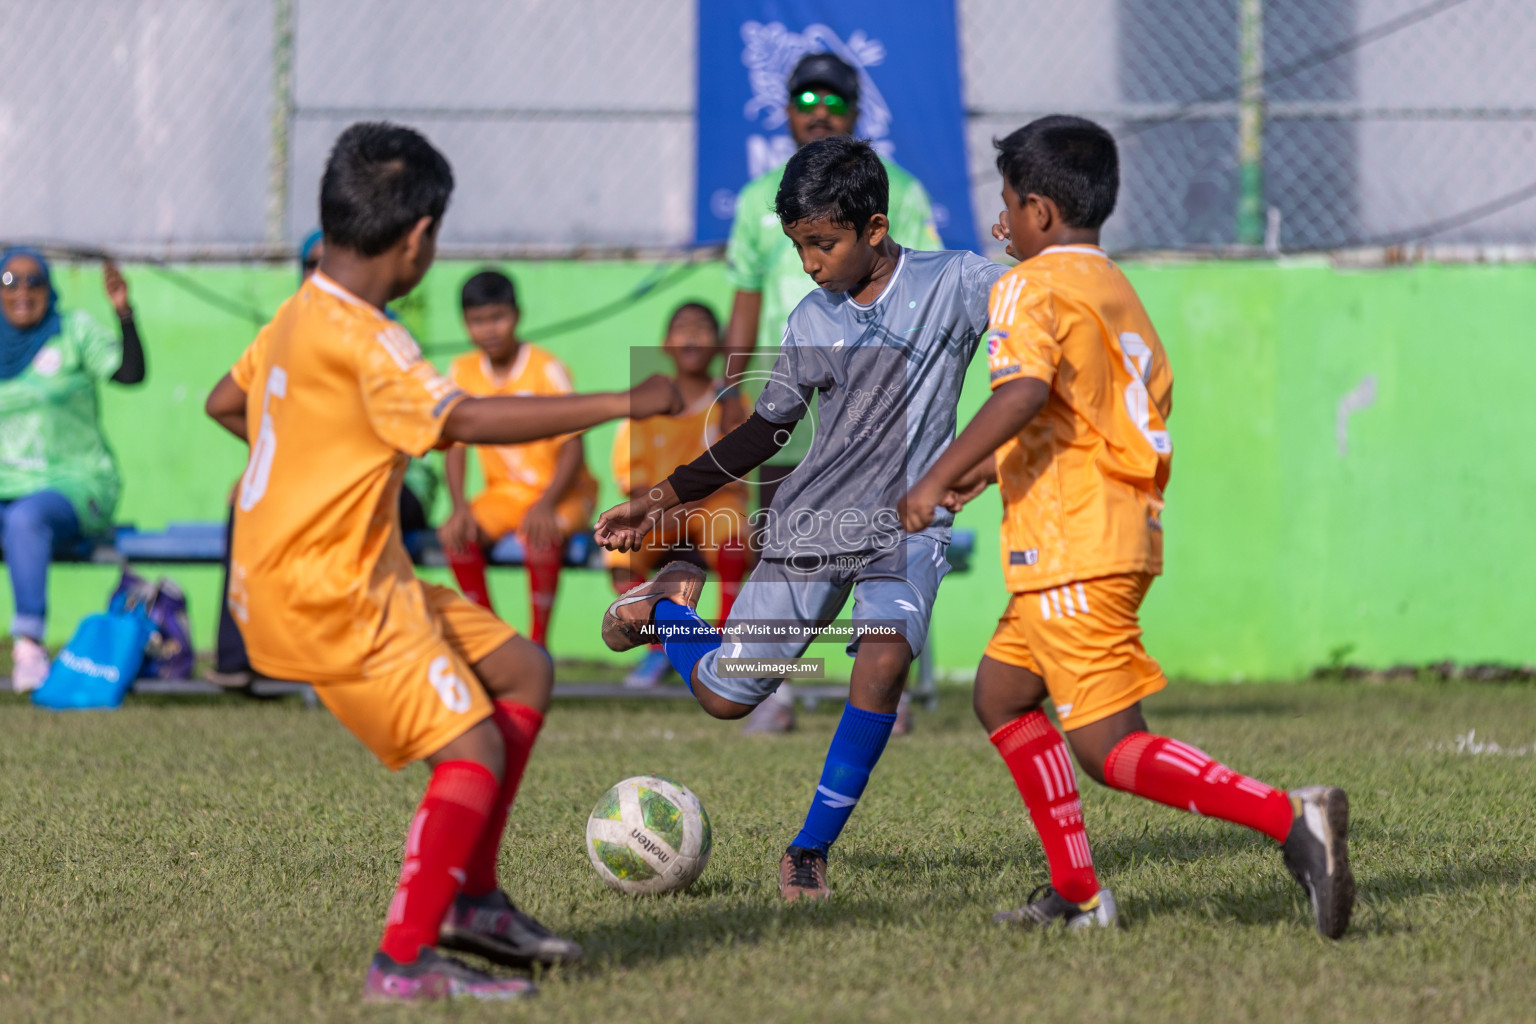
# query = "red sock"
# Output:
<box><xmin>991</xmin><ymin>711</ymin><xmax>1100</xmax><ymax>903</ymax></box>
<box><xmin>447</xmin><ymin>544</ymin><xmax>495</xmax><ymax>612</ymax></box>
<box><xmin>1104</xmin><ymin>732</ymin><xmax>1295</xmax><ymax>843</ymax></box>
<box><xmin>379</xmin><ymin>760</ymin><xmax>498</xmax><ymax>963</ymax></box>
<box><xmin>524</xmin><ymin>541</ymin><xmax>562</xmax><ymax>647</ymax></box>
<box><xmin>714</xmin><ymin>539</ymin><xmax>747</xmax><ymax>626</ymax></box>
<box><xmin>462</xmin><ymin>701</ymin><xmax>545</xmax><ymax>896</ymax></box>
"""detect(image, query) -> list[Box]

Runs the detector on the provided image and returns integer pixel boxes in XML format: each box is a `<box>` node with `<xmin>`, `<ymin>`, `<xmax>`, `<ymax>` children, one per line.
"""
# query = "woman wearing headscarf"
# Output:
<box><xmin>0</xmin><ymin>248</ymin><xmax>145</xmax><ymax>691</ymax></box>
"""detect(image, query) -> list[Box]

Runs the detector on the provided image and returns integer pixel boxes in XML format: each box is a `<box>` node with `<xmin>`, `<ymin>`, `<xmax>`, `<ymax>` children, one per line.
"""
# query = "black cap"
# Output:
<box><xmin>786</xmin><ymin>52</ymin><xmax>860</xmax><ymax>105</ymax></box>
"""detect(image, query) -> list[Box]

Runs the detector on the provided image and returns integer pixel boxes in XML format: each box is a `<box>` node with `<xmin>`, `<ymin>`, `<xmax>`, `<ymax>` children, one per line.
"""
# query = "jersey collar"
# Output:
<box><xmin>481</xmin><ymin>343</ymin><xmax>530</xmax><ymax>388</ymax></box>
<box><xmin>1037</xmin><ymin>244</ymin><xmax>1108</xmax><ymax>258</ymax></box>
<box><xmin>309</xmin><ymin>271</ymin><xmax>389</xmax><ymax>318</ymax></box>
<box><xmin>678</xmin><ymin>381</ymin><xmax>719</xmax><ymax>418</ymax></box>
<box><xmin>846</xmin><ymin>246</ymin><xmax>907</xmax><ymax>311</ymax></box>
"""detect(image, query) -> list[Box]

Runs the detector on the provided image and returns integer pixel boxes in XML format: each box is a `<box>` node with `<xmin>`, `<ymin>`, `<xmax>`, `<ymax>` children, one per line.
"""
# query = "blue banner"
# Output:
<box><xmin>695</xmin><ymin>0</ymin><xmax>977</xmax><ymax>251</ymax></box>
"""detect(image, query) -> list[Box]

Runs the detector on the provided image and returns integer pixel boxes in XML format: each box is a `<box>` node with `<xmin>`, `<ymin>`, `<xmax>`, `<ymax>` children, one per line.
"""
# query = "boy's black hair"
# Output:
<box><xmin>774</xmin><ymin>136</ymin><xmax>888</xmax><ymax>235</ymax></box>
<box><xmin>668</xmin><ymin>301</ymin><xmax>719</xmax><ymax>336</ymax></box>
<box><xmin>993</xmin><ymin>116</ymin><xmax>1119</xmax><ymax>229</ymax></box>
<box><xmin>320</xmin><ymin>122</ymin><xmax>454</xmax><ymax>257</ymax></box>
<box><xmin>461</xmin><ymin>269</ymin><xmax>518</xmax><ymax>312</ymax></box>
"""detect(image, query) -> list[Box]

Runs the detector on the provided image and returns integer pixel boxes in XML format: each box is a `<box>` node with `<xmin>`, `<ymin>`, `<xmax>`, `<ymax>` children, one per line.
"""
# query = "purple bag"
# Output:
<box><xmin>108</xmin><ymin>570</ymin><xmax>194</xmax><ymax>680</ymax></box>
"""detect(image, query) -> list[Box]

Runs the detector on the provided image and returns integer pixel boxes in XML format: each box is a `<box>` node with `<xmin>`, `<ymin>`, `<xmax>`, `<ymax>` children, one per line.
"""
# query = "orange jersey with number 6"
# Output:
<box><xmin>227</xmin><ymin>272</ymin><xmax>468</xmax><ymax>683</ymax></box>
<box><xmin>985</xmin><ymin>244</ymin><xmax>1173</xmax><ymax>593</ymax></box>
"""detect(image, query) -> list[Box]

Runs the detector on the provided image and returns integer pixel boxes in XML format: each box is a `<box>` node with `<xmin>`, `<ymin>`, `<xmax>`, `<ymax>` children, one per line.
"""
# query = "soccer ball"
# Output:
<box><xmin>585</xmin><ymin>775</ymin><xmax>712</xmax><ymax>895</ymax></box>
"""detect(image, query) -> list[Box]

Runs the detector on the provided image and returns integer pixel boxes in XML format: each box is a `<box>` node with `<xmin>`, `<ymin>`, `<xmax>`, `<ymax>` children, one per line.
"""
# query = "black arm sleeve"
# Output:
<box><xmin>666</xmin><ymin>411</ymin><xmax>792</xmax><ymax>503</ymax></box>
<box><xmin>111</xmin><ymin>315</ymin><xmax>146</xmax><ymax>385</ymax></box>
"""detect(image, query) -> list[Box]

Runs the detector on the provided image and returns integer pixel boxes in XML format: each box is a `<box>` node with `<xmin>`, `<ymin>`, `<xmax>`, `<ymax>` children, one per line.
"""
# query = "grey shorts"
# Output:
<box><xmin>694</xmin><ymin>534</ymin><xmax>951</xmax><ymax>707</ymax></box>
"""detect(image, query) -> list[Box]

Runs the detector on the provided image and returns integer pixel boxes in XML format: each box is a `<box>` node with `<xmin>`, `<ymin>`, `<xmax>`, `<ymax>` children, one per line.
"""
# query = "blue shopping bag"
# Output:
<box><xmin>31</xmin><ymin>609</ymin><xmax>155</xmax><ymax>710</ymax></box>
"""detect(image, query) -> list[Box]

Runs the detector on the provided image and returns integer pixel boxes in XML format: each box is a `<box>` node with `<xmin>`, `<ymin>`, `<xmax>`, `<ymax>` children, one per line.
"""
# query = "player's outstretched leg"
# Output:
<box><xmin>366</xmin><ymin>717</ymin><xmax>536</xmax><ymax>1002</ymax></box>
<box><xmin>437</xmin><ymin>636</ymin><xmax>584</xmax><ymax>969</ymax></box>
<box><xmin>602</xmin><ymin>561</ymin><xmax>707</xmax><ymax>652</ymax></box>
<box><xmin>974</xmin><ymin>656</ymin><xmax>1117</xmax><ymax>930</ymax></box>
<box><xmin>778</xmin><ymin>634</ymin><xmax>906</xmax><ymax>901</ymax></box>
<box><xmin>601</xmin><ymin>561</ymin><xmax>762</xmax><ymax>720</ymax></box>
<box><xmin>1069</xmin><ymin>706</ymin><xmax>1354</xmax><ymax>939</ymax></box>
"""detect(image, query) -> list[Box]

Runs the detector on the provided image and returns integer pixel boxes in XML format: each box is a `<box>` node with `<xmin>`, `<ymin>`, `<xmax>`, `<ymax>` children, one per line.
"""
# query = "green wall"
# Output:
<box><xmin>6</xmin><ymin>258</ymin><xmax>1533</xmax><ymax>681</ymax></box>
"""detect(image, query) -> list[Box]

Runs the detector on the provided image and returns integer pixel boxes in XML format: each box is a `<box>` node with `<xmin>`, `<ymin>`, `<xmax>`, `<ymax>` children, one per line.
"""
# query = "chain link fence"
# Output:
<box><xmin>2</xmin><ymin>0</ymin><xmax>1532</xmax><ymax>257</ymax></box>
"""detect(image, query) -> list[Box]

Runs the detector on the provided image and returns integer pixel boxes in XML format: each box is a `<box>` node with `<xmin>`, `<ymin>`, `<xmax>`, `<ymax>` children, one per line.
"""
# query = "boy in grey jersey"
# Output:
<box><xmin>596</xmin><ymin>137</ymin><xmax>1004</xmax><ymax>901</ymax></box>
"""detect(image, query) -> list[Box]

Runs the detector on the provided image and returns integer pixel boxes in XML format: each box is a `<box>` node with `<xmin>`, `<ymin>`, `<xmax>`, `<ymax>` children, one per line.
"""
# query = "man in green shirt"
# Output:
<box><xmin>720</xmin><ymin>53</ymin><xmax>942</xmax><ymax>734</ymax></box>
<box><xmin>723</xmin><ymin>52</ymin><xmax>943</xmax><ymax>364</ymax></box>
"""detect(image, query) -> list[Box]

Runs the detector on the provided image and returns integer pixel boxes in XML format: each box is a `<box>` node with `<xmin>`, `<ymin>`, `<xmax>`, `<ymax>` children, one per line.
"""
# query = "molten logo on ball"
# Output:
<box><xmin>586</xmin><ymin>776</ymin><xmax>712</xmax><ymax>895</ymax></box>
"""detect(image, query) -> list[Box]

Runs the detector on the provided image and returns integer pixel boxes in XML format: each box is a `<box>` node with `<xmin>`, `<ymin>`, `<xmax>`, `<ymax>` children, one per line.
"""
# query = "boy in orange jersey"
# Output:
<box><xmin>903</xmin><ymin>116</ymin><xmax>1354</xmax><ymax>937</ymax></box>
<box><xmin>607</xmin><ymin>301</ymin><xmax>751</xmax><ymax>687</ymax></box>
<box><xmin>204</xmin><ymin>122</ymin><xmax>680</xmax><ymax>1001</ymax></box>
<box><xmin>437</xmin><ymin>270</ymin><xmax>598</xmax><ymax>648</ymax></box>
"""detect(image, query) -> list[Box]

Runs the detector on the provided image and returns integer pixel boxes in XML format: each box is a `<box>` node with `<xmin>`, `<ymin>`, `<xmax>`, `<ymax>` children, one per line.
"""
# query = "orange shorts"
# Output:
<box><xmin>471</xmin><ymin>476</ymin><xmax>597</xmax><ymax>540</ymax></box>
<box><xmin>313</xmin><ymin>583</ymin><xmax>516</xmax><ymax>771</ymax></box>
<box><xmin>983</xmin><ymin>573</ymin><xmax>1167</xmax><ymax>731</ymax></box>
<box><xmin>605</xmin><ymin>497</ymin><xmax>749</xmax><ymax>573</ymax></box>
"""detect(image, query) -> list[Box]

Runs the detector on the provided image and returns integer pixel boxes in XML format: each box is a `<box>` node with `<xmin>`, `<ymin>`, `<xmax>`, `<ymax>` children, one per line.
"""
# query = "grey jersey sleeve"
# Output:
<box><xmin>961</xmin><ymin>253</ymin><xmax>1008</xmax><ymax>335</ymax></box>
<box><xmin>754</xmin><ymin>318</ymin><xmax>819</xmax><ymax>424</ymax></box>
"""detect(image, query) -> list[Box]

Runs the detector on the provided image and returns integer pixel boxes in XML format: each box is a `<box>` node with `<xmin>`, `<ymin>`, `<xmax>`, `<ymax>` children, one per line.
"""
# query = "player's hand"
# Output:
<box><xmin>940</xmin><ymin>473</ymin><xmax>992</xmax><ymax>513</ymax></box>
<box><xmin>628</xmin><ymin>374</ymin><xmax>684</xmax><ymax>419</ymax></box>
<box><xmin>594</xmin><ymin>493</ymin><xmax>666</xmax><ymax>552</ymax></box>
<box><xmin>992</xmin><ymin>215</ymin><xmax>1018</xmax><ymax>262</ymax></box>
<box><xmin>437</xmin><ymin>506</ymin><xmax>479</xmax><ymax>556</ymax></box>
<box><xmin>898</xmin><ymin>480</ymin><xmax>945</xmax><ymax>533</ymax></box>
<box><xmin>520</xmin><ymin>499</ymin><xmax>562</xmax><ymax>549</ymax></box>
<box><xmin>102</xmin><ymin>259</ymin><xmax>131</xmax><ymax>317</ymax></box>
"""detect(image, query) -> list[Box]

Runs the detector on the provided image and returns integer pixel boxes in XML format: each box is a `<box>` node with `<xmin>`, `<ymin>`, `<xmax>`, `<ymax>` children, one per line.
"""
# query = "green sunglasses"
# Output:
<box><xmin>792</xmin><ymin>90</ymin><xmax>850</xmax><ymax>116</ymax></box>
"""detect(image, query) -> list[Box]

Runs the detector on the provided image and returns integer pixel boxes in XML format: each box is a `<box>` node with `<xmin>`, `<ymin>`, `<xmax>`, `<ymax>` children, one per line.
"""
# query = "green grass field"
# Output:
<box><xmin>1</xmin><ymin>679</ymin><xmax>1533</xmax><ymax>1023</ymax></box>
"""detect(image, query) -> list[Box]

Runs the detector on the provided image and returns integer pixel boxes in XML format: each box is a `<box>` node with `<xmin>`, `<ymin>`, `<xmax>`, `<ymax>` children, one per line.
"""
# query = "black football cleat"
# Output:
<box><xmin>1281</xmin><ymin>785</ymin><xmax>1354</xmax><ymax>939</ymax></box>
<box><xmin>438</xmin><ymin>889</ymin><xmax>583</xmax><ymax>969</ymax></box>
<box><xmin>993</xmin><ymin>884</ymin><xmax>1118</xmax><ymax>930</ymax></box>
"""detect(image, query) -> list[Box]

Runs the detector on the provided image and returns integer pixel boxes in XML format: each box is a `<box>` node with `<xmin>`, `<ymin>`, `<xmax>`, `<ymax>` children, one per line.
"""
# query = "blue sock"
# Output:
<box><xmin>652</xmin><ymin>600</ymin><xmax>721</xmax><ymax>691</ymax></box>
<box><xmin>792</xmin><ymin>705</ymin><xmax>898</xmax><ymax>853</ymax></box>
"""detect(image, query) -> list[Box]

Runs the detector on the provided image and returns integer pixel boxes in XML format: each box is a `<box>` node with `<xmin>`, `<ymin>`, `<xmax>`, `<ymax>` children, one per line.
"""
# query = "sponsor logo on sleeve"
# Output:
<box><xmin>1009</xmin><ymin>549</ymin><xmax>1039</xmax><ymax>566</ymax></box>
<box><xmin>989</xmin><ymin>364</ymin><xmax>1022</xmax><ymax>382</ymax></box>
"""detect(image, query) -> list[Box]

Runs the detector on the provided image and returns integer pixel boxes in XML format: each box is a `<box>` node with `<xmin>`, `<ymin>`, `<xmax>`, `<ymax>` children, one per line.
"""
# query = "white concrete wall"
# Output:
<box><xmin>2</xmin><ymin>0</ymin><xmax>1532</xmax><ymax>252</ymax></box>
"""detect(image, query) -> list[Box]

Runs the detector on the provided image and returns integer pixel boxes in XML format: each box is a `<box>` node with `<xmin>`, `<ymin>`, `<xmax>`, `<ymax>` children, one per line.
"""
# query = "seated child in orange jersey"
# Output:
<box><xmin>437</xmin><ymin>270</ymin><xmax>598</xmax><ymax>648</ymax></box>
<box><xmin>903</xmin><ymin>115</ymin><xmax>1354</xmax><ymax>937</ymax></box>
<box><xmin>607</xmin><ymin>302</ymin><xmax>751</xmax><ymax>687</ymax></box>
<box><xmin>204</xmin><ymin>122</ymin><xmax>680</xmax><ymax>1002</ymax></box>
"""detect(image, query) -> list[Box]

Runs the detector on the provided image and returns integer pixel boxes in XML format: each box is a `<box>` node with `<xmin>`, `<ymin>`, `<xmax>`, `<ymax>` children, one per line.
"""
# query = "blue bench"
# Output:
<box><xmin>19</xmin><ymin>522</ymin><xmax>978</xmax><ymax>705</ymax></box>
<box><xmin>114</xmin><ymin>522</ymin><xmax>226</xmax><ymax>563</ymax></box>
<box><xmin>47</xmin><ymin>521</ymin><xmax>974</xmax><ymax>573</ymax></box>
<box><xmin>97</xmin><ymin>522</ymin><xmax>603</xmax><ymax>569</ymax></box>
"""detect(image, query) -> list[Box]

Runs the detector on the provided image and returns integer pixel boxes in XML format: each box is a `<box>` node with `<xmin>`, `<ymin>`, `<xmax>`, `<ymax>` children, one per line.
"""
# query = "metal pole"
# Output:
<box><xmin>1236</xmin><ymin>0</ymin><xmax>1266</xmax><ymax>246</ymax></box>
<box><xmin>266</xmin><ymin>0</ymin><xmax>295</xmax><ymax>247</ymax></box>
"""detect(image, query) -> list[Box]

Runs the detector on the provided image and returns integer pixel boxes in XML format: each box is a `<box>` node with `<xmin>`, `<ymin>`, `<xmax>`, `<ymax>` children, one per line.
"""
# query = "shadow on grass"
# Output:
<box><xmin>563</xmin><ymin>838</ymin><xmax>1536</xmax><ymax>967</ymax></box>
<box><xmin>571</xmin><ymin>890</ymin><xmax>931</xmax><ymax>970</ymax></box>
<box><xmin>570</xmin><ymin>830</ymin><xmax>1313</xmax><ymax>968</ymax></box>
